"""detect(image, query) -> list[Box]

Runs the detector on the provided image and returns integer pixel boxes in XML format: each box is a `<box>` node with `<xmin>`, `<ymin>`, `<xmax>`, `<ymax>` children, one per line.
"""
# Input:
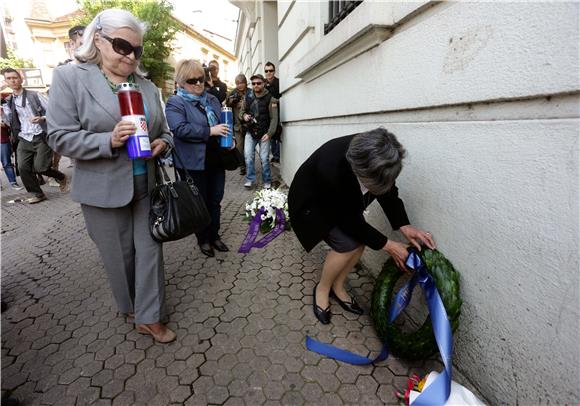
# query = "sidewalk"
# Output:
<box><xmin>1</xmin><ymin>160</ymin><xmax>481</xmax><ymax>405</ymax></box>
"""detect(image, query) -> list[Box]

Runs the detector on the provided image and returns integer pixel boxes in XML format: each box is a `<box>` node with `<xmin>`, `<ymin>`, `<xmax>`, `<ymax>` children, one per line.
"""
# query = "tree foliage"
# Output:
<box><xmin>0</xmin><ymin>48</ymin><xmax>34</xmax><ymax>71</ymax></box>
<box><xmin>76</xmin><ymin>0</ymin><xmax>179</xmax><ymax>87</ymax></box>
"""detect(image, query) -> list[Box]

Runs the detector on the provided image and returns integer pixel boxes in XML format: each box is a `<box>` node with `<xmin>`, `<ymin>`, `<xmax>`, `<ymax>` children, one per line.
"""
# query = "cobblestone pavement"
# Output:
<box><xmin>2</xmin><ymin>160</ymin><xmax>482</xmax><ymax>405</ymax></box>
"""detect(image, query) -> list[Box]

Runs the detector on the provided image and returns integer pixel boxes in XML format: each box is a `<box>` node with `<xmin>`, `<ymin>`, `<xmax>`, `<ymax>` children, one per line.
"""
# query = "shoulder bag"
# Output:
<box><xmin>149</xmin><ymin>151</ymin><xmax>211</xmax><ymax>242</ymax></box>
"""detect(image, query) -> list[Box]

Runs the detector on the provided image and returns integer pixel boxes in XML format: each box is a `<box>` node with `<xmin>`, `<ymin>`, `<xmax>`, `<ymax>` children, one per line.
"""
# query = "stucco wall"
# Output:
<box><xmin>233</xmin><ymin>1</ymin><xmax>280</xmax><ymax>78</ymax></box>
<box><xmin>276</xmin><ymin>1</ymin><xmax>580</xmax><ymax>404</ymax></box>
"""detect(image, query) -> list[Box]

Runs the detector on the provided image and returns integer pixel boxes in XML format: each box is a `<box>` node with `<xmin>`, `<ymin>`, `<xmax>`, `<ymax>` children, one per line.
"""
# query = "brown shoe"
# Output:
<box><xmin>136</xmin><ymin>323</ymin><xmax>176</xmax><ymax>343</ymax></box>
<box><xmin>57</xmin><ymin>175</ymin><xmax>70</xmax><ymax>193</ymax></box>
<box><xmin>26</xmin><ymin>195</ymin><xmax>47</xmax><ymax>204</ymax></box>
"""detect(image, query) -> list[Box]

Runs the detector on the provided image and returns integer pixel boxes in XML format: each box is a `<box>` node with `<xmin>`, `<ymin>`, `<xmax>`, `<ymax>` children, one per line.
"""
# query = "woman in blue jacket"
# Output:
<box><xmin>165</xmin><ymin>59</ymin><xmax>230</xmax><ymax>257</ymax></box>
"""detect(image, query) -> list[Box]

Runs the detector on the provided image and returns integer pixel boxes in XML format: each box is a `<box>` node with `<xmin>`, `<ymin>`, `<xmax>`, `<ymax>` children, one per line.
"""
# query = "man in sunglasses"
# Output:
<box><xmin>264</xmin><ymin>62</ymin><xmax>280</xmax><ymax>99</ymax></box>
<box><xmin>264</xmin><ymin>62</ymin><xmax>282</xmax><ymax>164</ymax></box>
<box><xmin>240</xmin><ymin>74</ymin><xmax>278</xmax><ymax>189</ymax></box>
<box><xmin>68</xmin><ymin>25</ymin><xmax>86</xmax><ymax>62</ymax></box>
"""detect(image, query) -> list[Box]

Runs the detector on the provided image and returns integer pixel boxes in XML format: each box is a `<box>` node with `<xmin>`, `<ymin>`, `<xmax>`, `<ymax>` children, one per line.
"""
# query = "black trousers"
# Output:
<box><xmin>177</xmin><ymin>167</ymin><xmax>225</xmax><ymax>245</ymax></box>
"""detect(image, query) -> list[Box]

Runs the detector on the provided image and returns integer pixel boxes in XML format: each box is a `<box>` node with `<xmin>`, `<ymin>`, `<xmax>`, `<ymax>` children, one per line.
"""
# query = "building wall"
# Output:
<box><xmin>236</xmin><ymin>1</ymin><xmax>580</xmax><ymax>404</ymax></box>
<box><xmin>232</xmin><ymin>0</ymin><xmax>279</xmax><ymax>79</ymax></box>
<box><xmin>171</xmin><ymin>28</ymin><xmax>237</xmax><ymax>87</ymax></box>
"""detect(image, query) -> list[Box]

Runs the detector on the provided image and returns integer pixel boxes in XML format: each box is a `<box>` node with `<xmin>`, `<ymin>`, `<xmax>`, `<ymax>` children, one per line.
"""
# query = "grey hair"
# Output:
<box><xmin>75</xmin><ymin>9</ymin><xmax>148</xmax><ymax>76</ymax></box>
<box><xmin>235</xmin><ymin>73</ymin><xmax>247</xmax><ymax>84</ymax></box>
<box><xmin>346</xmin><ymin>127</ymin><xmax>406</xmax><ymax>195</ymax></box>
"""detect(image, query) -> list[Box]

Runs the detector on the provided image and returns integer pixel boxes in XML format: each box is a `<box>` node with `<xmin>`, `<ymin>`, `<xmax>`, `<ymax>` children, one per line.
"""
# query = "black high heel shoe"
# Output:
<box><xmin>200</xmin><ymin>243</ymin><xmax>215</xmax><ymax>257</ymax></box>
<box><xmin>330</xmin><ymin>289</ymin><xmax>364</xmax><ymax>315</ymax></box>
<box><xmin>313</xmin><ymin>284</ymin><xmax>331</xmax><ymax>324</ymax></box>
<box><xmin>212</xmin><ymin>239</ymin><xmax>229</xmax><ymax>252</ymax></box>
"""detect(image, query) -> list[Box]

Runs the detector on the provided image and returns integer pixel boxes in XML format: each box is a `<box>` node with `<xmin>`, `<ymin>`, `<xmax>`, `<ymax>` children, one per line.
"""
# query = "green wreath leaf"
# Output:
<box><xmin>370</xmin><ymin>249</ymin><xmax>462</xmax><ymax>360</ymax></box>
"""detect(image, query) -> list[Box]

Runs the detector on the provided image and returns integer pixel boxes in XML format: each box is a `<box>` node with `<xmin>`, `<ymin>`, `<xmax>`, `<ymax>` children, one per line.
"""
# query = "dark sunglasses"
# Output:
<box><xmin>185</xmin><ymin>76</ymin><xmax>205</xmax><ymax>85</ymax></box>
<box><xmin>100</xmin><ymin>33</ymin><xmax>143</xmax><ymax>59</ymax></box>
<box><xmin>71</xmin><ymin>29</ymin><xmax>84</xmax><ymax>37</ymax></box>
<box><xmin>251</xmin><ymin>82</ymin><xmax>264</xmax><ymax>86</ymax></box>
<box><xmin>264</xmin><ymin>69</ymin><xmax>274</xmax><ymax>73</ymax></box>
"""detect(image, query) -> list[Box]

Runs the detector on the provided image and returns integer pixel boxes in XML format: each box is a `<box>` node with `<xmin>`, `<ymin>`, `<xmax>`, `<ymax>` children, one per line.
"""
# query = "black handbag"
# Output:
<box><xmin>149</xmin><ymin>151</ymin><xmax>211</xmax><ymax>242</ymax></box>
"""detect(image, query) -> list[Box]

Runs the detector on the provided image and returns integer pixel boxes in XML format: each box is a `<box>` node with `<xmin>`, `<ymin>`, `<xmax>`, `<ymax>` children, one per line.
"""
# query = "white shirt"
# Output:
<box><xmin>2</xmin><ymin>91</ymin><xmax>48</xmax><ymax>142</ymax></box>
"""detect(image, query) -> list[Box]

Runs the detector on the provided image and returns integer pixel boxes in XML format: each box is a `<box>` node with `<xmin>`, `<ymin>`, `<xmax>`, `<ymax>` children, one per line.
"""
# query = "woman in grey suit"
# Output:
<box><xmin>47</xmin><ymin>9</ymin><xmax>176</xmax><ymax>343</ymax></box>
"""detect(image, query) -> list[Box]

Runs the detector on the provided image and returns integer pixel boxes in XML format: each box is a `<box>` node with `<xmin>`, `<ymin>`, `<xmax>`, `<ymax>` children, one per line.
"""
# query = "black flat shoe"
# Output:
<box><xmin>212</xmin><ymin>239</ymin><xmax>229</xmax><ymax>252</ymax></box>
<box><xmin>330</xmin><ymin>289</ymin><xmax>364</xmax><ymax>315</ymax></box>
<box><xmin>200</xmin><ymin>243</ymin><xmax>215</xmax><ymax>257</ymax></box>
<box><xmin>313</xmin><ymin>285</ymin><xmax>331</xmax><ymax>324</ymax></box>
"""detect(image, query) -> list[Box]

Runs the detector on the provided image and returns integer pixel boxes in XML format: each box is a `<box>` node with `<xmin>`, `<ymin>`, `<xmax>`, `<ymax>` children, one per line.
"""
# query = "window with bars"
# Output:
<box><xmin>324</xmin><ymin>1</ymin><xmax>363</xmax><ymax>35</ymax></box>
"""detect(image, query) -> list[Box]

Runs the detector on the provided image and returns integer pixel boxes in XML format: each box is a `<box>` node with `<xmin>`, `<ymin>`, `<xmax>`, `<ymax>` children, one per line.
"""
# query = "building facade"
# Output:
<box><xmin>231</xmin><ymin>1</ymin><xmax>580</xmax><ymax>404</ymax></box>
<box><xmin>170</xmin><ymin>16</ymin><xmax>237</xmax><ymax>91</ymax></box>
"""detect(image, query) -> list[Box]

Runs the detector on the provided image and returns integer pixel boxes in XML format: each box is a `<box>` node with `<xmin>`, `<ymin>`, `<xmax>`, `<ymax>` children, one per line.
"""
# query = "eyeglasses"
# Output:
<box><xmin>251</xmin><ymin>82</ymin><xmax>263</xmax><ymax>86</ymax></box>
<box><xmin>100</xmin><ymin>33</ymin><xmax>143</xmax><ymax>59</ymax></box>
<box><xmin>71</xmin><ymin>29</ymin><xmax>84</xmax><ymax>38</ymax></box>
<box><xmin>185</xmin><ymin>76</ymin><xmax>205</xmax><ymax>85</ymax></box>
<box><xmin>264</xmin><ymin>69</ymin><xmax>274</xmax><ymax>73</ymax></box>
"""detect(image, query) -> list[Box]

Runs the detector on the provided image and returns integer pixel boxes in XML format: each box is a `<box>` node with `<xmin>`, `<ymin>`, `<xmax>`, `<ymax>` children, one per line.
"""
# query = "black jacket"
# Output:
<box><xmin>288</xmin><ymin>134</ymin><xmax>410</xmax><ymax>252</ymax></box>
<box><xmin>207</xmin><ymin>77</ymin><xmax>227</xmax><ymax>104</ymax></box>
<box><xmin>265</xmin><ymin>77</ymin><xmax>280</xmax><ymax>99</ymax></box>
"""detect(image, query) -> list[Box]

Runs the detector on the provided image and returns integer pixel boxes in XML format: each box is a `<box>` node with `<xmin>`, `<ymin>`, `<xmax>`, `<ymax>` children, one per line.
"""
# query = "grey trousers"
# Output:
<box><xmin>81</xmin><ymin>175</ymin><xmax>166</xmax><ymax>324</ymax></box>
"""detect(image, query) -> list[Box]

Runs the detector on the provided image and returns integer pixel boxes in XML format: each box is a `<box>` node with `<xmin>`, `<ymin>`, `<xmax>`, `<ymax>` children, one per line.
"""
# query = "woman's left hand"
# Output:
<box><xmin>399</xmin><ymin>225</ymin><xmax>436</xmax><ymax>251</ymax></box>
<box><xmin>150</xmin><ymin>139</ymin><xmax>168</xmax><ymax>158</ymax></box>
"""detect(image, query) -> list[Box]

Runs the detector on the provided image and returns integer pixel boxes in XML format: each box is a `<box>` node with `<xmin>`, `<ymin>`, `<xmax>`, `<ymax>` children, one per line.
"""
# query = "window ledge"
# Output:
<box><xmin>294</xmin><ymin>1</ymin><xmax>430</xmax><ymax>82</ymax></box>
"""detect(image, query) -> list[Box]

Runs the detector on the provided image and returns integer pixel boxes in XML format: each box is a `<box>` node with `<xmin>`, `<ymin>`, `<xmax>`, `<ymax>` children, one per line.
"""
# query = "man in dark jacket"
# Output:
<box><xmin>288</xmin><ymin>128</ymin><xmax>436</xmax><ymax>324</ymax></box>
<box><xmin>206</xmin><ymin>60</ymin><xmax>227</xmax><ymax>104</ymax></box>
<box><xmin>264</xmin><ymin>61</ymin><xmax>282</xmax><ymax>163</ymax></box>
<box><xmin>239</xmin><ymin>74</ymin><xmax>278</xmax><ymax>189</ymax></box>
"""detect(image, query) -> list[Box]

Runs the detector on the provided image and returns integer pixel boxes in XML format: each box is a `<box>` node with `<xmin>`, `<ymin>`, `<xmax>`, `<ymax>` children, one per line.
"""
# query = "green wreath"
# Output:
<box><xmin>370</xmin><ymin>249</ymin><xmax>462</xmax><ymax>360</ymax></box>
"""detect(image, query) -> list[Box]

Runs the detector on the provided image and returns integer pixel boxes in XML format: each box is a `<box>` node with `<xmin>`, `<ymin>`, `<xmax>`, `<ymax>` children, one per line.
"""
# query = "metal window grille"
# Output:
<box><xmin>324</xmin><ymin>1</ymin><xmax>363</xmax><ymax>35</ymax></box>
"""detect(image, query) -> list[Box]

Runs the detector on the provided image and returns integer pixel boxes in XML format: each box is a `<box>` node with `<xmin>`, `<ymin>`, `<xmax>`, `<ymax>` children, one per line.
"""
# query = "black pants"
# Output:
<box><xmin>17</xmin><ymin>135</ymin><xmax>65</xmax><ymax>197</ymax></box>
<box><xmin>177</xmin><ymin>167</ymin><xmax>225</xmax><ymax>245</ymax></box>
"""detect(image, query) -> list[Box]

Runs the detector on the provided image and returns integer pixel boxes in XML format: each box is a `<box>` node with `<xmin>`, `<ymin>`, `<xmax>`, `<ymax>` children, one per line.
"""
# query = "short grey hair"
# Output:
<box><xmin>235</xmin><ymin>73</ymin><xmax>247</xmax><ymax>84</ymax></box>
<box><xmin>346</xmin><ymin>127</ymin><xmax>406</xmax><ymax>195</ymax></box>
<box><xmin>75</xmin><ymin>9</ymin><xmax>148</xmax><ymax>76</ymax></box>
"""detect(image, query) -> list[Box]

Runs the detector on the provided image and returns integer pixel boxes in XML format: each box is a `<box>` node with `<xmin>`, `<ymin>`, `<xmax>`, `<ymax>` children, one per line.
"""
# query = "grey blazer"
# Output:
<box><xmin>47</xmin><ymin>63</ymin><xmax>173</xmax><ymax>208</ymax></box>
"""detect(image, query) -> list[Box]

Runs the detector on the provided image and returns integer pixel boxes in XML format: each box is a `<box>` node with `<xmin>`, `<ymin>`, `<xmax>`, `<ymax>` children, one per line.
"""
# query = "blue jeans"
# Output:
<box><xmin>244</xmin><ymin>133</ymin><xmax>271</xmax><ymax>184</ymax></box>
<box><xmin>1</xmin><ymin>142</ymin><xmax>18</xmax><ymax>184</ymax></box>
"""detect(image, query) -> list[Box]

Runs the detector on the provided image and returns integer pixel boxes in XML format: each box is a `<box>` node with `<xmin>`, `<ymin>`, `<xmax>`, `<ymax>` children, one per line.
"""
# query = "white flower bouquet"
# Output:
<box><xmin>244</xmin><ymin>188</ymin><xmax>291</xmax><ymax>234</ymax></box>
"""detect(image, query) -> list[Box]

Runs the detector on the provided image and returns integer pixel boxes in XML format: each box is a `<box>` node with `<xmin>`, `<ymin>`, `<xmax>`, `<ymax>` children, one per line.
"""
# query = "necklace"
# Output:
<box><xmin>101</xmin><ymin>69</ymin><xmax>134</xmax><ymax>92</ymax></box>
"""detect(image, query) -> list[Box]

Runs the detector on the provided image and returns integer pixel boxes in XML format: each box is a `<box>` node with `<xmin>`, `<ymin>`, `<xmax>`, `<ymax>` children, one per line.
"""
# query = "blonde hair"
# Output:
<box><xmin>75</xmin><ymin>9</ymin><xmax>148</xmax><ymax>76</ymax></box>
<box><xmin>174</xmin><ymin>59</ymin><xmax>205</xmax><ymax>86</ymax></box>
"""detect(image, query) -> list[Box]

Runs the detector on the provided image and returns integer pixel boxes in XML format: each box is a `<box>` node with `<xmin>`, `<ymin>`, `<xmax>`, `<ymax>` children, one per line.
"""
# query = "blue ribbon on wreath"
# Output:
<box><xmin>239</xmin><ymin>207</ymin><xmax>286</xmax><ymax>253</ymax></box>
<box><xmin>305</xmin><ymin>249</ymin><xmax>452</xmax><ymax>405</ymax></box>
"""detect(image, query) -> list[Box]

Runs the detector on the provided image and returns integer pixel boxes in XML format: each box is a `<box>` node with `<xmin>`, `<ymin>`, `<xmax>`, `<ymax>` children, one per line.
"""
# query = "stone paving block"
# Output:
<box><xmin>57</xmin><ymin>367</ymin><xmax>82</xmax><ymax>385</ymax></box>
<box><xmin>76</xmin><ymin>386</ymin><xmax>101</xmax><ymax>406</ymax></box>
<box><xmin>111</xmin><ymin>390</ymin><xmax>135</xmax><ymax>406</ymax></box>
<box><xmin>100</xmin><ymin>379</ymin><xmax>125</xmax><ymax>399</ymax></box>
<box><xmin>207</xmin><ymin>385</ymin><xmax>230</xmax><ymax>404</ymax></box>
<box><xmin>223</xmin><ymin>397</ymin><xmax>245</xmax><ymax>406</ymax></box>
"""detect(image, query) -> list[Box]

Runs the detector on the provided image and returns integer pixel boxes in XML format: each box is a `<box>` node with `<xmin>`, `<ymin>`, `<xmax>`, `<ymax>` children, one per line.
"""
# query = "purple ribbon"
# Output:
<box><xmin>239</xmin><ymin>208</ymin><xmax>286</xmax><ymax>253</ymax></box>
